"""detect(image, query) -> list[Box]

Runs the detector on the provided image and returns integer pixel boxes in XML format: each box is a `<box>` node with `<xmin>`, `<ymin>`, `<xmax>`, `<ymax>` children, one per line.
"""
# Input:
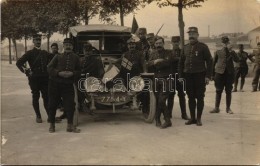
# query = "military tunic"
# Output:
<box><xmin>178</xmin><ymin>41</ymin><xmax>213</xmax><ymax>121</ymax></box>
<box><xmin>47</xmin><ymin>52</ymin><xmax>81</xmax><ymax>124</ymax></box>
<box><xmin>16</xmin><ymin>47</ymin><xmax>53</xmax><ymax>119</ymax></box>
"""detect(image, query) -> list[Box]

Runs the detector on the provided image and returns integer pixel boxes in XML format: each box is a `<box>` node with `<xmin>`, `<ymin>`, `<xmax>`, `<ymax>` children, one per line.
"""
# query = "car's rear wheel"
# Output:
<box><xmin>142</xmin><ymin>91</ymin><xmax>156</xmax><ymax>123</ymax></box>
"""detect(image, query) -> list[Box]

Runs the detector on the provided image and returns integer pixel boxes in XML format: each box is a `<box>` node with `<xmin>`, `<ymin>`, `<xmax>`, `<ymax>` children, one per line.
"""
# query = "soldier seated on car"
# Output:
<box><xmin>79</xmin><ymin>42</ymin><xmax>105</xmax><ymax>113</ymax></box>
<box><xmin>118</xmin><ymin>37</ymin><xmax>144</xmax><ymax>88</ymax></box>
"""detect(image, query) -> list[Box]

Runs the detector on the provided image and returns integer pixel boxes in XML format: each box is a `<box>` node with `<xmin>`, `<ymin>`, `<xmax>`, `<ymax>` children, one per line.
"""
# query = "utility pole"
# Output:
<box><xmin>208</xmin><ymin>25</ymin><xmax>210</xmax><ymax>38</ymax></box>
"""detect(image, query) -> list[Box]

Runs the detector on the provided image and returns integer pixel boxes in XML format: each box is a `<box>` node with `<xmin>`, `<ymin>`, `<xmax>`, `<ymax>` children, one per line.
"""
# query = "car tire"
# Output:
<box><xmin>142</xmin><ymin>91</ymin><xmax>156</xmax><ymax>123</ymax></box>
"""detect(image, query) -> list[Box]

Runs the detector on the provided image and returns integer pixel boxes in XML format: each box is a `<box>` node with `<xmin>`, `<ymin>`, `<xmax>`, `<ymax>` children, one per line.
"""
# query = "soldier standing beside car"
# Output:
<box><xmin>210</xmin><ymin>36</ymin><xmax>239</xmax><ymax>114</ymax></box>
<box><xmin>167</xmin><ymin>36</ymin><xmax>189</xmax><ymax>120</ymax></box>
<box><xmin>148</xmin><ymin>36</ymin><xmax>178</xmax><ymax>129</ymax></box>
<box><xmin>178</xmin><ymin>27</ymin><xmax>213</xmax><ymax>126</ymax></box>
<box><xmin>233</xmin><ymin>44</ymin><xmax>254</xmax><ymax>92</ymax></box>
<box><xmin>16</xmin><ymin>34</ymin><xmax>53</xmax><ymax>123</ymax></box>
<box><xmin>47</xmin><ymin>38</ymin><xmax>81</xmax><ymax>133</ymax></box>
<box><xmin>251</xmin><ymin>42</ymin><xmax>260</xmax><ymax>92</ymax></box>
<box><xmin>136</xmin><ymin>28</ymin><xmax>149</xmax><ymax>52</ymax></box>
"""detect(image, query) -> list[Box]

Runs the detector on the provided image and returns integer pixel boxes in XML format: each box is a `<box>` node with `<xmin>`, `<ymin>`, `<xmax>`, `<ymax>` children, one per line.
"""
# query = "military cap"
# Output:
<box><xmin>63</xmin><ymin>38</ymin><xmax>73</xmax><ymax>44</ymax></box>
<box><xmin>138</xmin><ymin>28</ymin><xmax>147</xmax><ymax>35</ymax></box>
<box><xmin>146</xmin><ymin>33</ymin><xmax>155</xmax><ymax>39</ymax></box>
<box><xmin>171</xmin><ymin>36</ymin><xmax>180</xmax><ymax>42</ymax></box>
<box><xmin>51</xmin><ymin>43</ymin><xmax>58</xmax><ymax>48</ymax></box>
<box><xmin>257</xmin><ymin>42</ymin><xmax>260</xmax><ymax>46</ymax></box>
<box><xmin>187</xmin><ymin>27</ymin><xmax>198</xmax><ymax>33</ymax></box>
<box><xmin>155</xmin><ymin>36</ymin><xmax>164</xmax><ymax>43</ymax></box>
<box><xmin>33</xmin><ymin>34</ymin><xmax>42</xmax><ymax>40</ymax></box>
<box><xmin>221</xmin><ymin>36</ymin><xmax>230</xmax><ymax>44</ymax></box>
<box><xmin>127</xmin><ymin>38</ymin><xmax>136</xmax><ymax>44</ymax></box>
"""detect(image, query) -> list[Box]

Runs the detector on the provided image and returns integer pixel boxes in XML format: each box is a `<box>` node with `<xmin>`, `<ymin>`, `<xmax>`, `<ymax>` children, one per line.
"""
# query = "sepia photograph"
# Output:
<box><xmin>1</xmin><ymin>0</ymin><xmax>260</xmax><ymax>165</ymax></box>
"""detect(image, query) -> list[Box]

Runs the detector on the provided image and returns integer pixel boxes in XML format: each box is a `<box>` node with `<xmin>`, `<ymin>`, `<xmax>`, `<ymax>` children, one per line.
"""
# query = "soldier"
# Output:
<box><xmin>178</xmin><ymin>27</ymin><xmax>213</xmax><ymax>126</ymax></box>
<box><xmin>251</xmin><ymin>42</ymin><xmax>260</xmax><ymax>92</ymax></box>
<box><xmin>233</xmin><ymin>44</ymin><xmax>254</xmax><ymax>92</ymax></box>
<box><xmin>144</xmin><ymin>33</ymin><xmax>156</xmax><ymax>61</ymax></box>
<box><xmin>167</xmin><ymin>36</ymin><xmax>189</xmax><ymax>120</ymax></box>
<box><xmin>118</xmin><ymin>38</ymin><xmax>144</xmax><ymax>86</ymax></box>
<box><xmin>210</xmin><ymin>36</ymin><xmax>239</xmax><ymax>114</ymax></box>
<box><xmin>47</xmin><ymin>38</ymin><xmax>81</xmax><ymax>133</ymax></box>
<box><xmin>50</xmin><ymin>43</ymin><xmax>65</xmax><ymax>120</ymax></box>
<box><xmin>79</xmin><ymin>42</ymin><xmax>105</xmax><ymax>113</ymax></box>
<box><xmin>136</xmin><ymin>28</ymin><xmax>149</xmax><ymax>52</ymax></box>
<box><xmin>16</xmin><ymin>34</ymin><xmax>53</xmax><ymax>123</ymax></box>
<box><xmin>51</xmin><ymin>43</ymin><xmax>59</xmax><ymax>55</ymax></box>
<box><xmin>147</xmin><ymin>36</ymin><xmax>178</xmax><ymax>129</ymax></box>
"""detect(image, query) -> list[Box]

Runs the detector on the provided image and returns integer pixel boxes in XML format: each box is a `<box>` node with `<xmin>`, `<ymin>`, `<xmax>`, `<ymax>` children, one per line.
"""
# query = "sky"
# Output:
<box><xmin>1</xmin><ymin>0</ymin><xmax>260</xmax><ymax>47</ymax></box>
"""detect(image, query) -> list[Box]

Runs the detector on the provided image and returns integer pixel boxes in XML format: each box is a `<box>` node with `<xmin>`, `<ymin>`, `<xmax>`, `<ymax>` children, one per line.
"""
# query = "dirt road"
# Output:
<box><xmin>1</xmin><ymin>61</ymin><xmax>260</xmax><ymax>165</ymax></box>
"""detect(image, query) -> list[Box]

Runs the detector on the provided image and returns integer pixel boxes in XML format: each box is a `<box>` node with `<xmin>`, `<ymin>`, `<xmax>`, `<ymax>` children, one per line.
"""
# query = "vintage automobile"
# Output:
<box><xmin>69</xmin><ymin>24</ymin><xmax>156</xmax><ymax>125</ymax></box>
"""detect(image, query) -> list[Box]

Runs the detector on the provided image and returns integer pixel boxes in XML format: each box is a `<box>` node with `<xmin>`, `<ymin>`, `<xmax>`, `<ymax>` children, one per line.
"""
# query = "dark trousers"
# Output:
<box><xmin>184</xmin><ymin>72</ymin><xmax>206</xmax><ymax>120</ymax></box>
<box><xmin>168</xmin><ymin>77</ymin><xmax>187</xmax><ymax>117</ymax></box>
<box><xmin>48</xmin><ymin>80</ymin><xmax>75</xmax><ymax>124</ymax></box>
<box><xmin>154</xmin><ymin>78</ymin><xmax>171</xmax><ymax>122</ymax></box>
<box><xmin>252</xmin><ymin>65</ymin><xmax>260</xmax><ymax>91</ymax></box>
<box><xmin>234</xmin><ymin>67</ymin><xmax>248</xmax><ymax>90</ymax></box>
<box><xmin>28</xmin><ymin>76</ymin><xmax>49</xmax><ymax>118</ymax></box>
<box><xmin>214</xmin><ymin>70</ymin><xmax>234</xmax><ymax>109</ymax></box>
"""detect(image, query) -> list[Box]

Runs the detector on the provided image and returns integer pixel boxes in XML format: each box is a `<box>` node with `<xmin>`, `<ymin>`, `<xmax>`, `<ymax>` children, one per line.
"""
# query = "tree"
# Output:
<box><xmin>100</xmin><ymin>0</ymin><xmax>150</xmax><ymax>26</ymax></box>
<box><xmin>152</xmin><ymin>0</ymin><xmax>206</xmax><ymax>48</ymax></box>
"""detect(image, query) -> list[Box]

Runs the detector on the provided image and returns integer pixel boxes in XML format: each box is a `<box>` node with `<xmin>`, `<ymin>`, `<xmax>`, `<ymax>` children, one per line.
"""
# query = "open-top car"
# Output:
<box><xmin>69</xmin><ymin>24</ymin><xmax>156</xmax><ymax>125</ymax></box>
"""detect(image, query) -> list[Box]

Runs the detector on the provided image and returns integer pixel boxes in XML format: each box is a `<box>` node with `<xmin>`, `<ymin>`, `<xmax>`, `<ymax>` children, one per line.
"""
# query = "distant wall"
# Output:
<box><xmin>248</xmin><ymin>31</ymin><xmax>260</xmax><ymax>48</ymax></box>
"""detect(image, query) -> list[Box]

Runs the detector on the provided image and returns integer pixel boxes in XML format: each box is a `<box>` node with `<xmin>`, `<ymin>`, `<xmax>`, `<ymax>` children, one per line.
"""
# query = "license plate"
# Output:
<box><xmin>96</xmin><ymin>95</ymin><xmax>130</xmax><ymax>103</ymax></box>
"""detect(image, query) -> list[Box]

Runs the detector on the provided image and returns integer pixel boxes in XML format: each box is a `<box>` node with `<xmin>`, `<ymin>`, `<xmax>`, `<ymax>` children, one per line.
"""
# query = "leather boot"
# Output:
<box><xmin>233</xmin><ymin>81</ymin><xmax>238</xmax><ymax>92</ymax></box>
<box><xmin>240</xmin><ymin>78</ymin><xmax>245</xmax><ymax>92</ymax></box>
<box><xmin>36</xmin><ymin>117</ymin><xmax>43</xmax><ymax>123</ymax></box>
<box><xmin>226</xmin><ymin>93</ymin><xmax>233</xmax><ymax>114</ymax></box>
<box><xmin>160</xmin><ymin>120</ymin><xmax>172</xmax><ymax>129</ymax></box>
<box><xmin>49</xmin><ymin>123</ymin><xmax>55</xmax><ymax>133</ymax></box>
<box><xmin>155</xmin><ymin>119</ymin><xmax>161</xmax><ymax>127</ymax></box>
<box><xmin>196</xmin><ymin>98</ymin><xmax>204</xmax><ymax>126</ymax></box>
<box><xmin>185</xmin><ymin>98</ymin><xmax>196</xmax><ymax>125</ymax></box>
<box><xmin>179</xmin><ymin>95</ymin><xmax>189</xmax><ymax>120</ymax></box>
<box><xmin>210</xmin><ymin>93</ymin><xmax>221</xmax><ymax>113</ymax></box>
<box><xmin>67</xmin><ymin>124</ymin><xmax>81</xmax><ymax>133</ymax></box>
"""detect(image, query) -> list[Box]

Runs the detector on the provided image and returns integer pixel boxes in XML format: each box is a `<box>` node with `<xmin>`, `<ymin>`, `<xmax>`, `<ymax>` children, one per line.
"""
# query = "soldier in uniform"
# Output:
<box><xmin>148</xmin><ymin>36</ymin><xmax>178</xmax><ymax>129</ymax></box>
<box><xmin>210</xmin><ymin>36</ymin><xmax>239</xmax><ymax>114</ymax></box>
<box><xmin>144</xmin><ymin>33</ymin><xmax>156</xmax><ymax>62</ymax></box>
<box><xmin>118</xmin><ymin>38</ymin><xmax>144</xmax><ymax>86</ymax></box>
<box><xmin>167</xmin><ymin>36</ymin><xmax>189</xmax><ymax>120</ymax></box>
<box><xmin>233</xmin><ymin>44</ymin><xmax>254</xmax><ymax>92</ymax></box>
<box><xmin>251</xmin><ymin>42</ymin><xmax>260</xmax><ymax>92</ymax></box>
<box><xmin>51</xmin><ymin>43</ymin><xmax>59</xmax><ymax>55</ymax></box>
<box><xmin>47</xmin><ymin>38</ymin><xmax>81</xmax><ymax>133</ymax></box>
<box><xmin>136</xmin><ymin>28</ymin><xmax>149</xmax><ymax>52</ymax></box>
<box><xmin>178</xmin><ymin>27</ymin><xmax>213</xmax><ymax>126</ymax></box>
<box><xmin>16</xmin><ymin>34</ymin><xmax>53</xmax><ymax>123</ymax></box>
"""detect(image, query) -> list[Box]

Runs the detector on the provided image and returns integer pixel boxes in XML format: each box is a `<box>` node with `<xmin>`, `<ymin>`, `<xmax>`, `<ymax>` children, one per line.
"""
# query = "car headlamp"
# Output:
<box><xmin>129</xmin><ymin>76</ymin><xmax>145</xmax><ymax>92</ymax></box>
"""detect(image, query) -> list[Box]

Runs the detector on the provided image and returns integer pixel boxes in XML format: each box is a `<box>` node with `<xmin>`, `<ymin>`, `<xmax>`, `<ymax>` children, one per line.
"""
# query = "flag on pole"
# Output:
<box><xmin>131</xmin><ymin>15</ymin><xmax>139</xmax><ymax>34</ymax></box>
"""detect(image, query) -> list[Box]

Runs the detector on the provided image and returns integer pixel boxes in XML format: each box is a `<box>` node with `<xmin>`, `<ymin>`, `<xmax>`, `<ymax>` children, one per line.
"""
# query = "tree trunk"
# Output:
<box><xmin>119</xmin><ymin>0</ymin><xmax>124</xmax><ymax>26</ymax></box>
<box><xmin>178</xmin><ymin>0</ymin><xmax>185</xmax><ymax>49</ymax></box>
<box><xmin>24</xmin><ymin>36</ymin><xmax>27</xmax><ymax>52</ymax></box>
<box><xmin>84</xmin><ymin>8</ymin><xmax>89</xmax><ymax>25</ymax></box>
<box><xmin>47</xmin><ymin>31</ymin><xmax>50</xmax><ymax>52</ymax></box>
<box><xmin>8</xmin><ymin>37</ymin><xmax>12</xmax><ymax>64</ymax></box>
<box><xmin>12</xmin><ymin>38</ymin><xmax>18</xmax><ymax>60</ymax></box>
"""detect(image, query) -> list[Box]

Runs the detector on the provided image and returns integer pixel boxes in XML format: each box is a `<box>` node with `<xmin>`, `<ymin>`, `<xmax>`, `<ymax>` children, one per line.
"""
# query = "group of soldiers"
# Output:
<box><xmin>16</xmin><ymin>26</ymin><xmax>260</xmax><ymax>132</ymax></box>
<box><xmin>121</xmin><ymin>26</ymin><xmax>260</xmax><ymax>128</ymax></box>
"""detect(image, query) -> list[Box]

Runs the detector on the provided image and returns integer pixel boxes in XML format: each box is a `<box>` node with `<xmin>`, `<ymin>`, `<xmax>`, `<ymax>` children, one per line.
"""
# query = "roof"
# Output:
<box><xmin>69</xmin><ymin>24</ymin><xmax>132</xmax><ymax>37</ymax></box>
<box><xmin>248</xmin><ymin>26</ymin><xmax>260</xmax><ymax>33</ymax></box>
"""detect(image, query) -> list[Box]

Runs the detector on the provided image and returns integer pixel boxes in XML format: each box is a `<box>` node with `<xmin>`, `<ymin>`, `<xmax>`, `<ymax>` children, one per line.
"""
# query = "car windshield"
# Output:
<box><xmin>74</xmin><ymin>32</ymin><xmax>131</xmax><ymax>56</ymax></box>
